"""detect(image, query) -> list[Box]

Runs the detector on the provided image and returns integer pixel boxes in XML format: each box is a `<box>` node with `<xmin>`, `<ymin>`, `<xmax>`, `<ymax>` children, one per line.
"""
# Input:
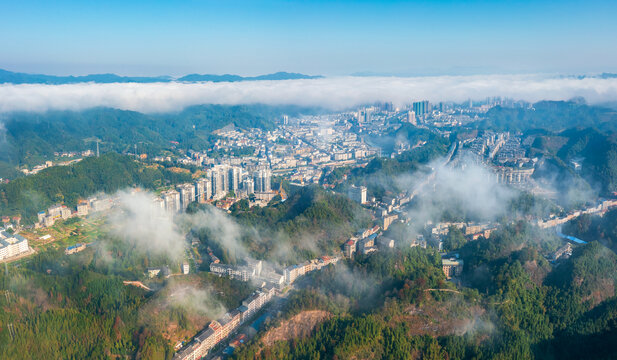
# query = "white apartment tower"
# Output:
<box><xmin>195</xmin><ymin>178</ymin><xmax>212</xmax><ymax>202</ymax></box>
<box><xmin>162</xmin><ymin>189</ymin><xmax>181</xmax><ymax>213</ymax></box>
<box><xmin>177</xmin><ymin>183</ymin><xmax>196</xmax><ymax>210</ymax></box>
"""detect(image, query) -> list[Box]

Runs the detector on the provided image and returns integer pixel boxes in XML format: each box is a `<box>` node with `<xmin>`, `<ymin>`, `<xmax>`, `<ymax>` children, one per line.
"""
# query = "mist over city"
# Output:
<box><xmin>2</xmin><ymin>1</ymin><xmax>617</xmax><ymax>360</ymax></box>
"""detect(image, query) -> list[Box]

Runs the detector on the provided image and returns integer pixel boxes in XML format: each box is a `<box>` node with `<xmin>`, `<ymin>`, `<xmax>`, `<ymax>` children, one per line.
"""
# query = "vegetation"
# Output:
<box><xmin>0</xmin><ymin>104</ymin><xmax>314</xmax><ymax>174</ymax></box>
<box><xmin>329</xmin><ymin>125</ymin><xmax>451</xmax><ymax>200</ymax></box>
<box><xmin>236</xmin><ymin>222</ymin><xmax>617</xmax><ymax>360</ymax></box>
<box><xmin>564</xmin><ymin>208</ymin><xmax>617</xmax><ymax>252</ymax></box>
<box><xmin>229</xmin><ymin>185</ymin><xmax>373</xmax><ymax>263</ymax></box>
<box><xmin>0</xmin><ymin>153</ymin><xmax>192</xmax><ymax>223</ymax></box>
<box><xmin>478</xmin><ymin>100</ymin><xmax>617</xmax><ymax>132</ymax></box>
<box><xmin>0</xmin><ymin>227</ymin><xmax>252</xmax><ymax>360</ymax></box>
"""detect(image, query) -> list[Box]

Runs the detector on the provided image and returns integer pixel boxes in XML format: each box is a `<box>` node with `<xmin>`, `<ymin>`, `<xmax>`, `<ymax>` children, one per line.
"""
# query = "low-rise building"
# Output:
<box><xmin>553</xmin><ymin>243</ymin><xmax>573</xmax><ymax>261</ymax></box>
<box><xmin>344</xmin><ymin>238</ymin><xmax>357</xmax><ymax>258</ymax></box>
<box><xmin>0</xmin><ymin>230</ymin><xmax>29</xmax><ymax>261</ymax></box>
<box><xmin>65</xmin><ymin>243</ymin><xmax>87</xmax><ymax>255</ymax></box>
<box><xmin>442</xmin><ymin>258</ymin><xmax>463</xmax><ymax>279</ymax></box>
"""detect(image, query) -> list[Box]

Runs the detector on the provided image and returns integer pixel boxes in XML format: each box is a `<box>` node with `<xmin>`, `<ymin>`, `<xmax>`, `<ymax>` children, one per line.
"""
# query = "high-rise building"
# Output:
<box><xmin>228</xmin><ymin>167</ymin><xmax>242</xmax><ymax>194</ymax></box>
<box><xmin>210</xmin><ymin>166</ymin><xmax>230</xmax><ymax>197</ymax></box>
<box><xmin>348</xmin><ymin>185</ymin><xmax>367</xmax><ymax>204</ymax></box>
<box><xmin>413</xmin><ymin>100</ymin><xmax>431</xmax><ymax>117</ymax></box>
<box><xmin>161</xmin><ymin>189</ymin><xmax>181</xmax><ymax>213</ymax></box>
<box><xmin>407</xmin><ymin>110</ymin><xmax>416</xmax><ymax>125</ymax></box>
<box><xmin>282</xmin><ymin>115</ymin><xmax>289</xmax><ymax>125</ymax></box>
<box><xmin>242</xmin><ymin>178</ymin><xmax>255</xmax><ymax>195</ymax></box>
<box><xmin>195</xmin><ymin>178</ymin><xmax>212</xmax><ymax>202</ymax></box>
<box><xmin>177</xmin><ymin>183</ymin><xmax>196</xmax><ymax>210</ymax></box>
<box><xmin>364</xmin><ymin>108</ymin><xmax>372</xmax><ymax>123</ymax></box>
<box><xmin>254</xmin><ymin>169</ymin><xmax>271</xmax><ymax>193</ymax></box>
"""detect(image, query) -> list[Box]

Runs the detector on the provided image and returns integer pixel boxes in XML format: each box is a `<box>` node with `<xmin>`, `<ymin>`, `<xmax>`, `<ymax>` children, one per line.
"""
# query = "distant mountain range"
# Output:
<box><xmin>0</xmin><ymin>69</ymin><xmax>323</xmax><ymax>84</ymax></box>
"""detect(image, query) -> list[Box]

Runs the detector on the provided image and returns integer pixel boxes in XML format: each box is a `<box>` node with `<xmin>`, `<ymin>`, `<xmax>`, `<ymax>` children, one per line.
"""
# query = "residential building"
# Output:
<box><xmin>344</xmin><ymin>237</ymin><xmax>358</xmax><ymax>258</ymax></box>
<box><xmin>442</xmin><ymin>258</ymin><xmax>463</xmax><ymax>279</ymax></box>
<box><xmin>348</xmin><ymin>185</ymin><xmax>367</xmax><ymax>204</ymax></box>
<box><xmin>177</xmin><ymin>183</ymin><xmax>196</xmax><ymax>210</ymax></box>
<box><xmin>162</xmin><ymin>189</ymin><xmax>181</xmax><ymax>213</ymax></box>
<box><xmin>195</xmin><ymin>178</ymin><xmax>212</xmax><ymax>203</ymax></box>
<box><xmin>65</xmin><ymin>243</ymin><xmax>86</xmax><ymax>255</ymax></box>
<box><xmin>254</xmin><ymin>169</ymin><xmax>271</xmax><ymax>193</ymax></box>
<box><xmin>0</xmin><ymin>230</ymin><xmax>29</xmax><ymax>261</ymax></box>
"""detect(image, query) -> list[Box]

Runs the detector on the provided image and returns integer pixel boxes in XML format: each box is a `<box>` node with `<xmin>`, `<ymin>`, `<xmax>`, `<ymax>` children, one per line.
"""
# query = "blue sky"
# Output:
<box><xmin>1</xmin><ymin>0</ymin><xmax>616</xmax><ymax>76</ymax></box>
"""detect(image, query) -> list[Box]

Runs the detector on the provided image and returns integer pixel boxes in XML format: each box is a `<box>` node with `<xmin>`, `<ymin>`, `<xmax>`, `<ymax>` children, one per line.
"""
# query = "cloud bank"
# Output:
<box><xmin>400</xmin><ymin>154</ymin><xmax>516</xmax><ymax>225</ymax></box>
<box><xmin>1</xmin><ymin>74</ymin><xmax>617</xmax><ymax>113</ymax></box>
<box><xmin>107</xmin><ymin>190</ymin><xmax>186</xmax><ymax>261</ymax></box>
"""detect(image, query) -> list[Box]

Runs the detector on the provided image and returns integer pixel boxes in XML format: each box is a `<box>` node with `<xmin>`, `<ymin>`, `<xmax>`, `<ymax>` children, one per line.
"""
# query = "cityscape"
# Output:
<box><xmin>2</xmin><ymin>0</ymin><xmax>617</xmax><ymax>359</ymax></box>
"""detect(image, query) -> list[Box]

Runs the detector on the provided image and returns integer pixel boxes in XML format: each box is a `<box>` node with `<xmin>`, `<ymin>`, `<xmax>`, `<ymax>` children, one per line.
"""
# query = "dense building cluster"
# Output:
<box><xmin>36</xmin><ymin>196</ymin><xmax>113</xmax><ymax>228</ymax></box>
<box><xmin>537</xmin><ymin>199</ymin><xmax>617</xmax><ymax>228</ymax></box>
<box><xmin>173</xmin><ymin>285</ymin><xmax>277</xmax><ymax>360</ymax></box>
<box><xmin>210</xmin><ymin>256</ymin><xmax>339</xmax><ymax>289</ymax></box>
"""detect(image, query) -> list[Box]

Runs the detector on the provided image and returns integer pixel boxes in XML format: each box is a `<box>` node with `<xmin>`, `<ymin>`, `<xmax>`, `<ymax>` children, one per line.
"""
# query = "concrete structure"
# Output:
<box><xmin>382</xmin><ymin>214</ymin><xmax>398</xmax><ymax>230</ymax></box>
<box><xmin>65</xmin><ymin>243</ymin><xmax>86</xmax><ymax>255</ymax></box>
<box><xmin>210</xmin><ymin>165</ymin><xmax>234</xmax><ymax>198</ymax></box>
<box><xmin>407</xmin><ymin>110</ymin><xmax>416</xmax><ymax>125</ymax></box>
<box><xmin>177</xmin><ymin>183</ymin><xmax>196</xmax><ymax>210</ymax></box>
<box><xmin>229</xmin><ymin>166</ymin><xmax>242</xmax><ymax>193</ymax></box>
<box><xmin>76</xmin><ymin>201</ymin><xmax>89</xmax><ymax>216</ymax></box>
<box><xmin>162</xmin><ymin>189</ymin><xmax>181</xmax><ymax>213</ymax></box>
<box><xmin>348</xmin><ymin>185</ymin><xmax>367</xmax><ymax>204</ymax></box>
<box><xmin>344</xmin><ymin>238</ymin><xmax>358</xmax><ymax>258</ymax></box>
<box><xmin>210</xmin><ymin>260</ymin><xmax>262</xmax><ymax>282</ymax></box>
<box><xmin>242</xmin><ymin>178</ymin><xmax>255</xmax><ymax>195</ymax></box>
<box><xmin>413</xmin><ymin>100</ymin><xmax>431</xmax><ymax>117</ymax></box>
<box><xmin>173</xmin><ymin>286</ymin><xmax>276</xmax><ymax>360</ymax></box>
<box><xmin>378</xmin><ymin>237</ymin><xmax>395</xmax><ymax>248</ymax></box>
<box><xmin>493</xmin><ymin>167</ymin><xmax>534</xmax><ymax>184</ymax></box>
<box><xmin>442</xmin><ymin>258</ymin><xmax>463</xmax><ymax>279</ymax></box>
<box><xmin>553</xmin><ymin>243</ymin><xmax>573</xmax><ymax>261</ymax></box>
<box><xmin>0</xmin><ymin>230</ymin><xmax>29</xmax><ymax>261</ymax></box>
<box><xmin>195</xmin><ymin>178</ymin><xmax>212</xmax><ymax>203</ymax></box>
<box><xmin>253</xmin><ymin>169</ymin><xmax>271</xmax><ymax>193</ymax></box>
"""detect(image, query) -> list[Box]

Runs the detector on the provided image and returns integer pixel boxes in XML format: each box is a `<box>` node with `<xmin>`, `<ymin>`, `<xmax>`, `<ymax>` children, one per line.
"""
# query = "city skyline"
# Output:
<box><xmin>1</xmin><ymin>0</ymin><xmax>616</xmax><ymax>76</ymax></box>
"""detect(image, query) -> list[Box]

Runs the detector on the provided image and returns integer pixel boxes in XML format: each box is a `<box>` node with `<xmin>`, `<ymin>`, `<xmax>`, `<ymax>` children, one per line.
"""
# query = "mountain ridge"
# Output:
<box><xmin>0</xmin><ymin>69</ymin><xmax>323</xmax><ymax>84</ymax></box>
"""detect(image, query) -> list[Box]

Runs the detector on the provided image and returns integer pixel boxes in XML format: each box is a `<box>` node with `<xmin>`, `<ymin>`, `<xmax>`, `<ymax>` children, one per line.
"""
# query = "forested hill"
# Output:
<box><xmin>0</xmin><ymin>153</ymin><xmax>193</xmax><ymax>223</ymax></box>
<box><xmin>0</xmin><ymin>104</ymin><xmax>312</xmax><ymax>172</ymax></box>
<box><xmin>526</xmin><ymin>127</ymin><xmax>617</xmax><ymax>195</ymax></box>
<box><xmin>477</xmin><ymin>100</ymin><xmax>617</xmax><ymax>132</ymax></box>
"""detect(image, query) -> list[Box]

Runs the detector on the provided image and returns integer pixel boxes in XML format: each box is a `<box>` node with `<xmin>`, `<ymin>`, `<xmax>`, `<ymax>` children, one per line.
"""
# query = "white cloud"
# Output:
<box><xmin>399</xmin><ymin>154</ymin><xmax>517</xmax><ymax>225</ymax></box>
<box><xmin>107</xmin><ymin>190</ymin><xmax>186</xmax><ymax>261</ymax></box>
<box><xmin>0</xmin><ymin>74</ymin><xmax>617</xmax><ymax>113</ymax></box>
